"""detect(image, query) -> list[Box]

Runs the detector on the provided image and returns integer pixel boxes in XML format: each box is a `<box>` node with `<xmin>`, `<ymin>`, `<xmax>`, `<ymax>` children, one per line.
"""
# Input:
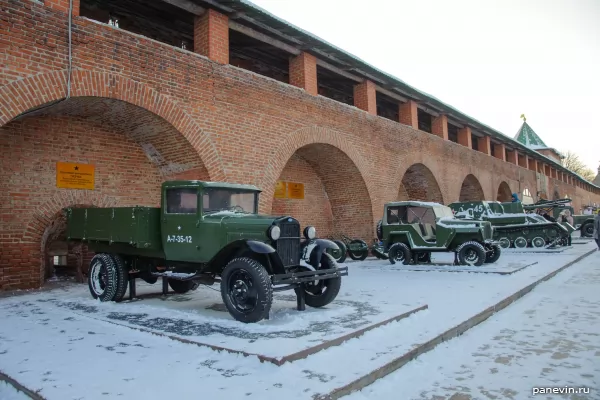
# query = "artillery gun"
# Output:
<box><xmin>523</xmin><ymin>198</ymin><xmax>595</xmax><ymax>238</ymax></box>
<box><xmin>448</xmin><ymin>200</ymin><xmax>572</xmax><ymax>249</ymax></box>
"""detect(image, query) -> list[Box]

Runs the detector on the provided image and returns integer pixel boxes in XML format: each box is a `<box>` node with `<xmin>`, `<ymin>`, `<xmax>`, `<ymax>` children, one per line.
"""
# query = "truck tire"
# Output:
<box><xmin>484</xmin><ymin>244</ymin><xmax>502</xmax><ymax>264</ymax></box>
<box><xmin>108</xmin><ymin>254</ymin><xmax>129</xmax><ymax>302</ymax></box>
<box><xmin>348</xmin><ymin>239</ymin><xmax>368</xmax><ymax>261</ymax></box>
<box><xmin>168</xmin><ymin>279</ymin><xmax>200</xmax><ymax>294</ymax></box>
<box><xmin>581</xmin><ymin>222</ymin><xmax>594</xmax><ymax>238</ymax></box>
<box><xmin>303</xmin><ymin>253</ymin><xmax>342</xmax><ymax>308</ymax></box>
<box><xmin>88</xmin><ymin>253</ymin><xmax>123</xmax><ymax>302</ymax></box>
<box><xmin>456</xmin><ymin>241</ymin><xmax>486</xmax><ymax>266</ymax></box>
<box><xmin>327</xmin><ymin>240</ymin><xmax>347</xmax><ymax>263</ymax></box>
<box><xmin>220</xmin><ymin>257</ymin><xmax>272</xmax><ymax>323</ymax></box>
<box><xmin>388</xmin><ymin>242</ymin><xmax>411</xmax><ymax>265</ymax></box>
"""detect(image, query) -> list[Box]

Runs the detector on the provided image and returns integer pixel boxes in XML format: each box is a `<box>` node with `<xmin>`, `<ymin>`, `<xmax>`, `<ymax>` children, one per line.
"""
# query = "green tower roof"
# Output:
<box><xmin>514</xmin><ymin>119</ymin><xmax>547</xmax><ymax>149</ymax></box>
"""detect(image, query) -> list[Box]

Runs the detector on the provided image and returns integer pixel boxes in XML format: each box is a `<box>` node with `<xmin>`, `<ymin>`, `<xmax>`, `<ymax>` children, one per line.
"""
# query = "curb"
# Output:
<box><xmin>313</xmin><ymin>248</ymin><xmax>597</xmax><ymax>400</ymax></box>
<box><xmin>0</xmin><ymin>371</ymin><xmax>46</xmax><ymax>400</ymax></box>
<box><xmin>67</xmin><ymin>304</ymin><xmax>427</xmax><ymax>366</ymax></box>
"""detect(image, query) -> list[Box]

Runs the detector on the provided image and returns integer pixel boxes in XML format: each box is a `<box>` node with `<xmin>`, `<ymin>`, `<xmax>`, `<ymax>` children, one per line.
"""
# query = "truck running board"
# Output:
<box><xmin>271</xmin><ymin>266</ymin><xmax>349</xmax><ymax>285</ymax></box>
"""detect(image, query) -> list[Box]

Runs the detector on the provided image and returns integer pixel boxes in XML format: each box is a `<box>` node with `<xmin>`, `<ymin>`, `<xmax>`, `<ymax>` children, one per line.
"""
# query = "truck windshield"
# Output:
<box><xmin>202</xmin><ymin>188</ymin><xmax>257</xmax><ymax>214</ymax></box>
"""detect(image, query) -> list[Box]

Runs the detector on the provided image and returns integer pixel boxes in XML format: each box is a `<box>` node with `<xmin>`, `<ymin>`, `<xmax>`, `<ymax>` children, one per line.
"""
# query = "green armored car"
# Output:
<box><xmin>65</xmin><ymin>181</ymin><xmax>348</xmax><ymax>323</ymax></box>
<box><xmin>376</xmin><ymin>201</ymin><xmax>501</xmax><ymax>266</ymax></box>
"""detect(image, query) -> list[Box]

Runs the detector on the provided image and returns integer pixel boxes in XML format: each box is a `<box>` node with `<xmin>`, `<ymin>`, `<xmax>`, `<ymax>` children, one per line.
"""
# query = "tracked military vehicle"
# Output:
<box><xmin>448</xmin><ymin>200</ymin><xmax>572</xmax><ymax>249</ymax></box>
<box><xmin>377</xmin><ymin>201</ymin><xmax>501</xmax><ymax>267</ymax></box>
<box><xmin>523</xmin><ymin>198</ymin><xmax>596</xmax><ymax>238</ymax></box>
<box><xmin>65</xmin><ymin>180</ymin><xmax>348</xmax><ymax>323</ymax></box>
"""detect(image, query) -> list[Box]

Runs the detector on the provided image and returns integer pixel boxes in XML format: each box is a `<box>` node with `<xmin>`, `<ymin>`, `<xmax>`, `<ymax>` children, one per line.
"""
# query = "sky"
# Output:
<box><xmin>249</xmin><ymin>0</ymin><xmax>600</xmax><ymax>172</ymax></box>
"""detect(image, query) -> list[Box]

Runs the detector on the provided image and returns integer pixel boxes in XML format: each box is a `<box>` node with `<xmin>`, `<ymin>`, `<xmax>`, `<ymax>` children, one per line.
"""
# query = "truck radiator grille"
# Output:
<box><xmin>275</xmin><ymin>220</ymin><xmax>300</xmax><ymax>267</ymax></box>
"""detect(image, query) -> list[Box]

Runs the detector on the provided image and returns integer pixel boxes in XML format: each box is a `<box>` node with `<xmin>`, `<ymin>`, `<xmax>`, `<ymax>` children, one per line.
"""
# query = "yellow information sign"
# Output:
<box><xmin>56</xmin><ymin>162</ymin><xmax>95</xmax><ymax>190</ymax></box>
<box><xmin>287</xmin><ymin>182</ymin><xmax>305</xmax><ymax>200</ymax></box>
<box><xmin>274</xmin><ymin>181</ymin><xmax>287</xmax><ymax>198</ymax></box>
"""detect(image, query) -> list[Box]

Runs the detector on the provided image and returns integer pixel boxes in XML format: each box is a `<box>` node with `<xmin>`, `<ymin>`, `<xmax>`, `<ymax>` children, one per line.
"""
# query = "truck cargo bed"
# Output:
<box><xmin>66</xmin><ymin>206</ymin><xmax>163</xmax><ymax>251</ymax></box>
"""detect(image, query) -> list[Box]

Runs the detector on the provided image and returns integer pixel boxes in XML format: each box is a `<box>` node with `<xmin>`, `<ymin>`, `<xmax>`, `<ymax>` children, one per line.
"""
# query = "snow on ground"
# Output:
<box><xmin>345</xmin><ymin>249</ymin><xmax>600</xmax><ymax>400</ymax></box>
<box><xmin>0</xmin><ymin>381</ymin><xmax>31</xmax><ymax>400</ymax></box>
<box><xmin>0</xmin><ymin>242</ymin><xmax>596</xmax><ymax>400</ymax></box>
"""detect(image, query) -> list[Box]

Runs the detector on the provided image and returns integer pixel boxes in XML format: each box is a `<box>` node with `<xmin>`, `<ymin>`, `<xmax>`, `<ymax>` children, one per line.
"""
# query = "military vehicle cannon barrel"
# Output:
<box><xmin>66</xmin><ymin>180</ymin><xmax>348</xmax><ymax>323</ymax></box>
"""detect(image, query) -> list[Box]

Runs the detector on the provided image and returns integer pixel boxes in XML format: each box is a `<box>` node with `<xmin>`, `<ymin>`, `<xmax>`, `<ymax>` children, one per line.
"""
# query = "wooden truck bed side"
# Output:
<box><xmin>66</xmin><ymin>207</ymin><xmax>163</xmax><ymax>253</ymax></box>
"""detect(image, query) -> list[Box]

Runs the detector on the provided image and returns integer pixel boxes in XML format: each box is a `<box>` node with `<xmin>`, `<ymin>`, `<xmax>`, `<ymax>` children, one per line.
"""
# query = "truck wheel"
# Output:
<box><xmin>348</xmin><ymin>239</ymin><xmax>368</xmax><ymax>261</ymax></box>
<box><xmin>88</xmin><ymin>254</ymin><xmax>123</xmax><ymax>302</ymax></box>
<box><xmin>327</xmin><ymin>240</ymin><xmax>347</xmax><ymax>263</ymax></box>
<box><xmin>168</xmin><ymin>279</ymin><xmax>200</xmax><ymax>294</ymax></box>
<box><xmin>376</xmin><ymin>220</ymin><xmax>383</xmax><ymax>240</ymax></box>
<box><xmin>416</xmin><ymin>252</ymin><xmax>431</xmax><ymax>264</ymax></box>
<box><xmin>108</xmin><ymin>254</ymin><xmax>129</xmax><ymax>302</ymax></box>
<box><xmin>484</xmin><ymin>244</ymin><xmax>502</xmax><ymax>264</ymax></box>
<box><xmin>220</xmin><ymin>257</ymin><xmax>272</xmax><ymax>323</ymax></box>
<box><xmin>303</xmin><ymin>253</ymin><xmax>342</xmax><ymax>308</ymax></box>
<box><xmin>388</xmin><ymin>242</ymin><xmax>411</xmax><ymax>265</ymax></box>
<box><xmin>456</xmin><ymin>242</ymin><xmax>486</xmax><ymax>266</ymax></box>
<box><xmin>581</xmin><ymin>222</ymin><xmax>594</xmax><ymax>237</ymax></box>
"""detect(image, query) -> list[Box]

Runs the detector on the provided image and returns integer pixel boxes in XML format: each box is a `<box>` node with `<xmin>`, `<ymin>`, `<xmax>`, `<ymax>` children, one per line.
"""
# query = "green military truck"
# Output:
<box><xmin>448</xmin><ymin>200</ymin><xmax>573</xmax><ymax>248</ymax></box>
<box><xmin>65</xmin><ymin>181</ymin><xmax>348</xmax><ymax>323</ymax></box>
<box><xmin>376</xmin><ymin>201</ymin><xmax>501</xmax><ymax>267</ymax></box>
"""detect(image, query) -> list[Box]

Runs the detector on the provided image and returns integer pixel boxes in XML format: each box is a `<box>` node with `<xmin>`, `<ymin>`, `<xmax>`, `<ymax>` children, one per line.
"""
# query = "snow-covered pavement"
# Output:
<box><xmin>0</xmin><ymin>241</ymin><xmax>597</xmax><ymax>400</ymax></box>
<box><xmin>346</xmin><ymin>249</ymin><xmax>600</xmax><ymax>400</ymax></box>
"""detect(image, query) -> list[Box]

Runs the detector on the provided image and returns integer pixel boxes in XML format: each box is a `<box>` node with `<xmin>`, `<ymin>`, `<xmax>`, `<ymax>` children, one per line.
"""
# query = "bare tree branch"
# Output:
<box><xmin>559</xmin><ymin>150</ymin><xmax>596</xmax><ymax>182</ymax></box>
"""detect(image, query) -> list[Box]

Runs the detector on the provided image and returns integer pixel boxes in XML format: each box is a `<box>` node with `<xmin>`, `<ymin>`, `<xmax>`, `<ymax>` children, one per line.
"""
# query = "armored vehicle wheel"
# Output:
<box><xmin>88</xmin><ymin>253</ymin><xmax>127</xmax><ymax>302</ymax></box>
<box><xmin>376</xmin><ymin>220</ymin><xmax>383</xmax><ymax>240</ymax></box>
<box><xmin>348</xmin><ymin>239</ymin><xmax>369</xmax><ymax>261</ymax></box>
<box><xmin>388</xmin><ymin>242</ymin><xmax>411</xmax><ymax>265</ymax></box>
<box><xmin>531</xmin><ymin>236</ymin><xmax>546</xmax><ymax>248</ymax></box>
<box><xmin>220</xmin><ymin>257</ymin><xmax>272</xmax><ymax>323</ymax></box>
<box><xmin>327</xmin><ymin>240</ymin><xmax>347</xmax><ymax>263</ymax></box>
<box><xmin>484</xmin><ymin>244</ymin><xmax>502</xmax><ymax>264</ymax></box>
<box><xmin>498</xmin><ymin>237</ymin><xmax>511</xmax><ymax>249</ymax></box>
<box><xmin>416</xmin><ymin>252</ymin><xmax>431</xmax><ymax>264</ymax></box>
<box><xmin>514</xmin><ymin>237</ymin><xmax>528</xmax><ymax>249</ymax></box>
<box><xmin>168</xmin><ymin>279</ymin><xmax>200</xmax><ymax>294</ymax></box>
<box><xmin>107</xmin><ymin>254</ymin><xmax>129</xmax><ymax>302</ymax></box>
<box><xmin>581</xmin><ymin>222</ymin><xmax>594</xmax><ymax>238</ymax></box>
<box><xmin>302</xmin><ymin>253</ymin><xmax>342</xmax><ymax>308</ymax></box>
<box><xmin>456</xmin><ymin>242</ymin><xmax>486</xmax><ymax>266</ymax></box>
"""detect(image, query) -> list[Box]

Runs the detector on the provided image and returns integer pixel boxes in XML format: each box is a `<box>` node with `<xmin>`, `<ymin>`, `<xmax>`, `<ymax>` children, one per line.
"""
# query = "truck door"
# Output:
<box><xmin>162</xmin><ymin>186</ymin><xmax>200</xmax><ymax>262</ymax></box>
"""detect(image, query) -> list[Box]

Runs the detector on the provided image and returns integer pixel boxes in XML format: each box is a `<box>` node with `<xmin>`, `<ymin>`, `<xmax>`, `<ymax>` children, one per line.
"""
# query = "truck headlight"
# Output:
<box><xmin>303</xmin><ymin>226</ymin><xmax>316</xmax><ymax>239</ymax></box>
<box><xmin>268</xmin><ymin>225</ymin><xmax>281</xmax><ymax>240</ymax></box>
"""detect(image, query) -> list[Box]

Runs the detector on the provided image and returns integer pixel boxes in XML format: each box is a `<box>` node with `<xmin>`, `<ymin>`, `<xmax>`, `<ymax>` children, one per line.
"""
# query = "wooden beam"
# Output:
<box><xmin>160</xmin><ymin>0</ymin><xmax>205</xmax><ymax>15</ymax></box>
<box><xmin>229</xmin><ymin>20</ymin><xmax>301</xmax><ymax>55</ymax></box>
<box><xmin>316</xmin><ymin>59</ymin><xmax>361</xmax><ymax>82</ymax></box>
<box><xmin>375</xmin><ymin>86</ymin><xmax>408</xmax><ymax>103</ymax></box>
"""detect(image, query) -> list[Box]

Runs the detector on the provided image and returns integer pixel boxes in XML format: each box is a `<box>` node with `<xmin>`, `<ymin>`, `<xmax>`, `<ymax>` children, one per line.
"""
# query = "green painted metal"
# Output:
<box><xmin>448</xmin><ymin>200</ymin><xmax>572</xmax><ymax>248</ymax></box>
<box><xmin>379</xmin><ymin>201</ymin><xmax>495</xmax><ymax>253</ymax></box>
<box><xmin>65</xmin><ymin>181</ymin><xmax>283</xmax><ymax>265</ymax></box>
<box><xmin>522</xmin><ymin>198</ymin><xmax>596</xmax><ymax>237</ymax></box>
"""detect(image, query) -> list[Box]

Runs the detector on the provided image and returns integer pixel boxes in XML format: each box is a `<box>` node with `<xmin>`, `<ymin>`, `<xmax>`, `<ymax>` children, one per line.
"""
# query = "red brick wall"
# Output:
<box><xmin>194</xmin><ymin>9</ymin><xmax>229</xmax><ymax>64</ymax></box>
<box><xmin>1</xmin><ymin>0</ymin><xmax>599</xmax><ymax>289</ymax></box>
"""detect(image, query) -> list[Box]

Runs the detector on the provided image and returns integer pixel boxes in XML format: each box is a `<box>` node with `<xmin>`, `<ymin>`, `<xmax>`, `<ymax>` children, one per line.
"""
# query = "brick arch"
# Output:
<box><xmin>260</xmin><ymin>126</ymin><xmax>375</xmax><ymax>239</ymax></box>
<box><xmin>0</xmin><ymin>70</ymin><xmax>225</xmax><ymax>181</ymax></box>
<box><xmin>459</xmin><ymin>174</ymin><xmax>485</xmax><ymax>201</ymax></box>
<box><xmin>397</xmin><ymin>163</ymin><xmax>444</xmax><ymax>204</ymax></box>
<box><xmin>496</xmin><ymin>181</ymin><xmax>513</xmax><ymax>202</ymax></box>
<box><xmin>21</xmin><ymin>191</ymin><xmax>117</xmax><ymax>287</ymax></box>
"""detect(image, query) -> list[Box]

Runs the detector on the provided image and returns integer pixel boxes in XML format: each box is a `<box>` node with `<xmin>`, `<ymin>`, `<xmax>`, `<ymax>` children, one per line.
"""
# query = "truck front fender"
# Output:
<box><xmin>247</xmin><ymin>240</ymin><xmax>276</xmax><ymax>254</ymax></box>
<box><xmin>308</xmin><ymin>239</ymin><xmax>339</xmax><ymax>269</ymax></box>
